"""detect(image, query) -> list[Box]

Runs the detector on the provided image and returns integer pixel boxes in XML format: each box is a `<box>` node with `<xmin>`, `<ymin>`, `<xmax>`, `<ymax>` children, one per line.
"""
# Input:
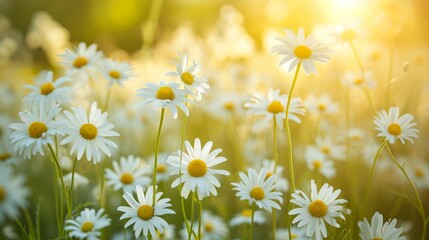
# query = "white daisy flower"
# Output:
<box><xmin>271</xmin><ymin>28</ymin><xmax>331</xmax><ymax>74</ymax></box>
<box><xmin>166</xmin><ymin>52</ymin><xmax>209</xmax><ymax>101</ymax></box>
<box><xmin>60</xmin><ymin>101</ymin><xmax>120</xmax><ymax>164</ymax></box>
<box><xmin>305</xmin><ymin>146</ymin><xmax>336</xmax><ymax>179</ymax></box>
<box><xmin>231</xmin><ymin>168</ymin><xmax>283</xmax><ymax>212</ymax></box>
<box><xmin>341</xmin><ymin>71</ymin><xmax>376</xmax><ymax>89</ymax></box>
<box><xmin>315</xmin><ymin>135</ymin><xmax>345</xmax><ymax>161</ymax></box>
<box><xmin>406</xmin><ymin>160</ymin><xmax>429</xmax><ymax>189</ymax></box>
<box><xmin>65</xmin><ymin>208</ymin><xmax>111</xmax><ymax>240</ymax></box>
<box><xmin>101</xmin><ymin>59</ymin><xmax>133</xmax><ymax>87</ymax></box>
<box><xmin>105</xmin><ymin>155</ymin><xmax>151</xmax><ymax>192</ymax></box>
<box><xmin>330</xmin><ymin>20</ymin><xmax>363</xmax><ymax>44</ymax></box>
<box><xmin>23</xmin><ymin>70</ymin><xmax>72</xmax><ymax>109</ymax></box>
<box><xmin>203</xmin><ymin>91</ymin><xmax>246</xmax><ymax>121</ymax></box>
<box><xmin>244</xmin><ymin>89</ymin><xmax>305</xmax><ymax>129</ymax></box>
<box><xmin>0</xmin><ymin>164</ymin><xmax>29</xmax><ymax>224</ymax></box>
<box><xmin>148</xmin><ymin>152</ymin><xmax>171</xmax><ymax>183</ymax></box>
<box><xmin>117</xmin><ymin>185</ymin><xmax>175</xmax><ymax>238</ymax></box>
<box><xmin>374</xmin><ymin>106</ymin><xmax>418</xmax><ymax>144</ymax></box>
<box><xmin>63</xmin><ymin>172</ymin><xmax>89</xmax><ymax>188</ymax></box>
<box><xmin>143</xmin><ymin>224</ymin><xmax>175</xmax><ymax>240</ymax></box>
<box><xmin>229</xmin><ymin>209</ymin><xmax>266</xmax><ymax>226</ymax></box>
<box><xmin>275</xmin><ymin>227</ymin><xmax>307</xmax><ymax>240</ymax></box>
<box><xmin>259</xmin><ymin>159</ymin><xmax>289</xmax><ymax>192</ymax></box>
<box><xmin>358</xmin><ymin>212</ymin><xmax>405</xmax><ymax>240</ymax></box>
<box><xmin>180</xmin><ymin>211</ymin><xmax>229</xmax><ymax>240</ymax></box>
<box><xmin>305</xmin><ymin>94</ymin><xmax>339</xmax><ymax>117</ymax></box>
<box><xmin>289</xmin><ymin>180</ymin><xmax>347</xmax><ymax>240</ymax></box>
<box><xmin>59</xmin><ymin>42</ymin><xmax>103</xmax><ymax>79</ymax></box>
<box><xmin>167</xmin><ymin>138</ymin><xmax>230</xmax><ymax>200</ymax></box>
<box><xmin>137</xmin><ymin>81</ymin><xmax>191</xmax><ymax>119</ymax></box>
<box><xmin>9</xmin><ymin>104</ymin><xmax>63</xmax><ymax>159</ymax></box>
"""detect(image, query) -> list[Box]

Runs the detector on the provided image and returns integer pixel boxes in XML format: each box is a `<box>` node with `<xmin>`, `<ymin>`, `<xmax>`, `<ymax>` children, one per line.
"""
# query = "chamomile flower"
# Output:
<box><xmin>272</xmin><ymin>28</ymin><xmax>331</xmax><ymax>74</ymax></box>
<box><xmin>374</xmin><ymin>106</ymin><xmax>418</xmax><ymax>144</ymax></box>
<box><xmin>65</xmin><ymin>208</ymin><xmax>111</xmax><ymax>240</ymax></box>
<box><xmin>180</xmin><ymin>211</ymin><xmax>229</xmax><ymax>240</ymax></box>
<box><xmin>232</xmin><ymin>168</ymin><xmax>283</xmax><ymax>212</ymax></box>
<box><xmin>9</xmin><ymin>104</ymin><xmax>63</xmax><ymax>159</ymax></box>
<box><xmin>60</xmin><ymin>101</ymin><xmax>119</xmax><ymax>164</ymax></box>
<box><xmin>260</xmin><ymin>159</ymin><xmax>289</xmax><ymax>192</ymax></box>
<box><xmin>167</xmin><ymin>138</ymin><xmax>230</xmax><ymax>200</ymax></box>
<box><xmin>63</xmin><ymin>172</ymin><xmax>89</xmax><ymax>188</ymax></box>
<box><xmin>204</xmin><ymin>91</ymin><xmax>246</xmax><ymax>121</ymax></box>
<box><xmin>0</xmin><ymin>164</ymin><xmax>29</xmax><ymax>224</ymax></box>
<box><xmin>230</xmin><ymin>209</ymin><xmax>266</xmax><ymax>226</ymax></box>
<box><xmin>289</xmin><ymin>180</ymin><xmax>347</xmax><ymax>240</ymax></box>
<box><xmin>315</xmin><ymin>135</ymin><xmax>345</xmax><ymax>161</ymax></box>
<box><xmin>59</xmin><ymin>42</ymin><xmax>103</xmax><ymax>79</ymax></box>
<box><xmin>305</xmin><ymin>94</ymin><xmax>339</xmax><ymax>117</ymax></box>
<box><xmin>358</xmin><ymin>212</ymin><xmax>405</xmax><ymax>240</ymax></box>
<box><xmin>245</xmin><ymin>89</ymin><xmax>305</xmax><ymax>129</ymax></box>
<box><xmin>305</xmin><ymin>146</ymin><xmax>336</xmax><ymax>179</ymax></box>
<box><xmin>406</xmin><ymin>160</ymin><xmax>429</xmax><ymax>189</ymax></box>
<box><xmin>275</xmin><ymin>227</ymin><xmax>307</xmax><ymax>240</ymax></box>
<box><xmin>117</xmin><ymin>185</ymin><xmax>175</xmax><ymax>238</ymax></box>
<box><xmin>23</xmin><ymin>70</ymin><xmax>72</xmax><ymax>109</ymax></box>
<box><xmin>341</xmin><ymin>71</ymin><xmax>376</xmax><ymax>89</ymax></box>
<box><xmin>101</xmin><ymin>59</ymin><xmax>133</xmax><ymax>87</ymax></box>
<box><xmin>166</xmin><ymin>53</ymin><xmax>209</xmax><ymax>101</ymax></box>
<box><xmin>137</xmin><ymin>81</ymin><xmax>191</xmax><ymax>119</ymax></box>
<box><xmin>105</xmin><ymin>155</ymin><xmax>151</xmax><ymax>192</ymax></box>
<box><xmin>148</xmin><ymin>152</ymin><xmax>171</xmax><ymax>183</ymax></box>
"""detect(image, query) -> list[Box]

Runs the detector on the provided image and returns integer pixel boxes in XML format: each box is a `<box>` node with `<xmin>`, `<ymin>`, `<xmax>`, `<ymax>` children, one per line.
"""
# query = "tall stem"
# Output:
<box><xmin>272</xmin><ymin>116</ymin><xmax>278</xmax><ymax>240</ymax></box>
<box><xmin>198</xmin><ymin>199</ymin><xmax>203</xmax><ymax>240</ymax></box>
<box><xmin>364</xmin><ymin>140</ymin><xmax>388</xmax><ymax>210</ymax></box>
<box><xmin>386</xmin><ymin>37</ymin><xmax>393</xmax><ymax>107</ymax></box>
<box><xmin>152</xmin><ymin>108</ymin><xmax>165</xmax><ymax>206</ymax></box>
<box><xmin>249</xmin><ymin>203</ymin><xmax>256</xmax><ymax>240</ymax></box>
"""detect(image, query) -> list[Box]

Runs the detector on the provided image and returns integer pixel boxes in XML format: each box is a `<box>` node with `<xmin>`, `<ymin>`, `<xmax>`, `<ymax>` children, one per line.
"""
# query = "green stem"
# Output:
<box><xmin>70</xmin><ymin>157</ymin><xmax>78</xmax><ymax>209</ymax></box>
<box><xmin>99</xmin><ymin>161</ymin><xmax>106</xmax><ymax>208</ymax></box>
<box><xmin>188</xmin><ymin>192</ymin><xmax>196</xmax><ymax>240</ymax></box>
<box><xmin>272</xmin><ymin>116</ymin><xmax>278</xmax><ymax>240</ymax></box>
<box><xmin>143</xmin><ymin>0</ymin><xmax>164</xmax><ymax>48</ymax></box>
<box><xmin>198</xmin><ymin>198</ymin><xmax>203</xmax><ymax>239</ymax></box>
<box><xmin>152</xmin><ymin>108</ymin><xmax>165</xmax><ymax>206</ymax></box>
<box><xmin>364</xmin><ymin>140</ymin><xmax>388</xmax><ymax>210</ymax></box>
<box><xmin>104</xmin><ymin>87</ymin><xmax>112</xmax><ymax>112</ymax></box>
<box><xmin>249</xmin><ymin>203</ymin><xmax>256</xmax><ymax>240</ymax></box>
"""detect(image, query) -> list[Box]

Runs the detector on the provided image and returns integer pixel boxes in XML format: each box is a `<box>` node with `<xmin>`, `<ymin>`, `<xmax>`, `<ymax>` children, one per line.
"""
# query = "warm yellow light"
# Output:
<box><xmin>331</xmin><ymin>0</ymin><xmax>360</xmax><ymax>9</ymax></box>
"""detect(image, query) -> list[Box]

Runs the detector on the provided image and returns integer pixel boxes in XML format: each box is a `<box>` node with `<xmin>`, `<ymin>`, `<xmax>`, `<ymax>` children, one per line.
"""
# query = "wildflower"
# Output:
<box><xmin>117</xmin><ymin>185</ymin><xmax>175</xmax><ymax>238</ymax></box>
<box><xmin>137</xmin><ymin>81</ymin><xmax>191</xmax><ymax>119</ymax></box>
<box><xmin>105</xmin><ymin>155</ymin><xmax>151</xmax><ymax>192</ymax></box>
<box><xmin>289</xmin><ymin>180</ymin><xmax>347</xmax><ymax>240</ymax></box>
<box><xmin>341</xmin><ymin>71</ymin><xmax>376</xmax><ymax>89</ymax></box>
<box><xmin>374</xmin><ymin>106</ymin><xmax>418</xmax><ymax>144</ymax></box>
<box><xmin>101</xmin><ymin>59</ymin><xmax>133</xmax><ymax>87</ymax></box>
<box><xmin>315</xmin><ymin>135</ymin><xmax>345</xmax><ymax>161</ymax></box>
<box><xmin>229</xmin><ymin>209</ymin><xmax>266</xmax><ymax>226</ymax></box>
<box><xmin>406</xmin><ymin>160</ymin><xmax>429</xmax><ymax>189</ymax></box>
<box><xmin>180</xmin><ymin>211</ymin><xmax>229</xmax><ymax>240</ymax></box>
<box><xmin>272</xmin><ymin>28</ymin><xmax>331</xmax><ymax>74</ymax></box>
<box><xmin>59</xmin><ymin>42</ymin><xmax>103</xmax><ymax>79</ymax></box>
<box><xmin>63</xmin><ymin>172</ymin><xmax>89</xmax><ymax>188</ymax></box>
<box><xmin>60</xmin><ymin>101</ymin><xmax>119</xmax><ymax>164</ymax></box>
<box><xmin>148</xmin><ymin>152</ymin><xmax>171</xmax><ymax>183</ymax></box>
<box><xmin>9</xmin><ymin>104</ymin><xmax>63</xmax><ymax>159</ymax></box>
<box><xmin>245</xmin><ymin>89</ymin><xmax>305</xmax><ymax>129</ymax></box>
<box><xmin>23</xmin><ymin>70</ymin><xmax>72</xmax><ymax>109</ymax></box>
<box><xmin>166</xmin><ymin>53</ymin><xmax>209</xmax><ymax>101</ymax></box>
<box><xmin>358</xmin><ymin>212</ymin><xmax>405</xmax><ymax>240</ymax></box>
<box><xmin>305</xmin><ymin>94</ymin><xmax>339</xmax><ymax>116</ymax></box>
<box><xmin>275</xmin><ymin>227</ymin><xmax>307</xmax><ymax>240</ymax></box>
<box><xmin>232</xmin><ymin>168</ymin><xmax>283</xmax><ymax>212</ymax></box>
<box><xmin>260</xmin><ymin>159</ymin><xmax>289</xmax><ymax>192</ymax></box>
<box><xmin>65</xmin><ymin>208</ymin><xmax>111</xmax><ymax>240</ymax></box>
<box><xmin>305</xmin><ymin>146</ymin><xmax>336</xmax><ymax>179</ymax></box>
<box><xmin>167</xmin><ymin>138</ymin><xmax>230</xmax><ymax>200</ymax></box>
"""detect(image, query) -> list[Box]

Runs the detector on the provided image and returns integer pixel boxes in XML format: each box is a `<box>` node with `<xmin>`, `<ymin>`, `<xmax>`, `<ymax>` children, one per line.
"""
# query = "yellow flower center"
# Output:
<box><xmin>291</xmin><ymin>234</ymin><xmax>297</xmax><ymax>239</ymax></box>
<box><xmin>187</xmin><ymin>159</ymin><xmax>207</xmax><ymax>177</ymax></box>
<box><xmin>120</xmin><ymin>172</ymin><xmax>134</xmax><ymax>184</ymax></box>
<box><xmin>241</xmin><ymin>209</ymin><xmax>252</xmax><ymax>217</ymax></box>
<box><xmin>250</xmin><ymin>187</ymin><xmax>265</xmax><ymax>200</ymax></box>
<box><xmin>73</xmin><ymin>57</ymin><xmax>88</xmax><ymax>68</ymax></box>
<box><xmin>80</xmin><ymin>123</ymin><xmax>98</xmax><ymax>140</ymax></box>
<box><xmin>81</xmin><ymin>221</ymin><xmax>94</xmax><ymax>232</ymax></box>
<box><xmin>308</xmin><ymin>200</ymin><xmax>328</xmax><ymax>217</ymax></box>
<box><xmin>28</xmin><ymin>122</ymin><xmax>48</xmax><ymax>138</ymax></box>
<box><xmin>156</xmin><ymin>86</ymin><xmax>175</xmax><ymax>100</ymax></box>
<box><xmin>0</xmin><ymin>186</ymin><xmax>5</xmax><ymax>202</ymax></box>
<box><xmin>204</xmin><ymin>223</ymin><xmax>213</xmax><ymax>232</ymax></box>
<box><xmin>353</xmin><ymin>78</ymin><xmax>364</xmax><ymax>85</ymax></box>
<box><xmin>267</xmin><ymin>101</ymin><xmax>284</xmax><ymax>114</ymax></box>
<box><xmin>265</xmin><ymin>172</ymin><xmax>273</xmax><ymax>180</ymax></box>
<box><xmin>0</xmin><ymin>152</ymin><xmax>11</xmax><ymax>161</ymax></box>
<box><xmin>294</xmin><ymin>45</ymin><xmax>312</xmax><ymax>59</ymax></box>
<box><xmin>341</xmin><ymin>29</ymin><xmax>356</xmax><ymax>41</ymax></box>
<box><xmin>387</xmin><ymin>123</ymin><xmax>401</xmax><ymax>136</ymax></box>
<box><xmin>181</xmin><ymin>72</ymin><xmax>194</xmax><ymax>85</ymax></box>
<box><xmin>223</xmin><ymin>102</ymin><xmax>235</xmax><ymax>111</ymax></box>
<box><xmin>372</xmin><ymin>238</ymin><xmax>382</xmax><ymax>240</ymax></box>
<box><xmin>321</xmin><ymin>147</ymin><xmax>330</xmax><ymax>154</ymax></box>
<box><xmin>313</xmin><ymin>160</ymin><xmax>322</xmax><ymax>170</ymax></box>
<box><xmin>109</xmin><ymin>70</ymin><xmax>121</xmax><ymax>79</ymax></box>
<box><xmin>40</xmin><ymin>83</ymin><xmax>55</xmax><ymax>95</ymax></box>
<box><xmin>157</xmin><ymin>164</ymin><xmax>167</xmax><ymax>173</ymax></box>
<box><xmin>318</xmin><ymin>103</ymin><xmax>326</xmax><ymax>111</ymax></box>
<box><xmin>137</xmin><ymin>205</ymin><xmax>154</xmax><ymax>220</ymax></box>
<box><xmin>415</xmin><ymin>168</ymin><xmax>425</xmax><ymax>178</ymax></box>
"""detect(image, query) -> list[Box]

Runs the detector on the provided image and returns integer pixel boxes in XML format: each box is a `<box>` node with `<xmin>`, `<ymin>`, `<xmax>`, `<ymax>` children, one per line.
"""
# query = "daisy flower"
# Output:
<box><xmin>229</xmin><ymin>209</ymin><xmax>266</xmax><ymax>226</ymax></box>
<box><xmin>166</xmin><ymin>52</ymin><xmax>209</xmax><ymax>101</ymax></box>
<box><xmin>289</xmin><ymin>180</ymin><xmax>347</xmax><ymax>240</ymax></box>
<box><xmin>276</xmin><ymin>227</ymin><xmax>307</xmax><ymax>240</ymax></box>
<box><xmin>406</xmin><ymin>160</ymin><xmax>429</xmax><ymax>189</ymax></box>
<box><xmin>148</xmin><ymin>152</ymin><xmax>171</xmax><ymax>183</ymax></box>
<box><xmin>374</xmin><ymin>106</ymin><xmax>418</xmax><ymax>144</ymax></box>
<box><xmin>9</xmin><ymin>104</ymin><xmax>63</xmax><ymax>159</ymax></box>
<box><xmin>101</xmin><ymin>59</ymin><xmax>133</xmax><ymax>87</ymax></box>
<box><xmin>137</xmin><ymin>81</ymin><xmax>191</xmax><ymax>119</ymax></box>
<box><xmin>271</xmin><ymin>28</ymin><xmax>331</xmax><ymax>74</ymax></box>
<box><xmin>65</xmin><ymin>208</ymin><xmax>111</xmax><ymax>240</ymax></box>
<box><xmin>330</xmin><ymin>21</ymin><xmax>363</xmax><ymax>44</ymax></box>
<box><xmin>180</xmin><ymin>211</ymin><xmax>229</xmax><ymax>240</ymax></box>
<box><xmin>305</xmin><ymin>146</ymin><xmax>336</xmax><ymax>179</ymax></box>
<box><xmin>231</xmin><ymin>168</ymin><xmax>283</xmax><ymax>212</ymax></box>
<box><xmin>244</xmin><ymin>89</ymin><xmax>305</xmax><ymax>129</ymax></box>
<box><xmin>259</xmin><ymin>159</ymin><xmax>289</xmax><ymax>192</ymax></box>
<box><xmin>305</xmin><ymin>94</ymin><xmax>339</xmax><ymax>117</ymax></box>
<box><xmin>59</xmin><ymin>42</ymin><xmax>103</xmax><ymax>79</ymax></box>
<box><xmin>117</xmin><ymin>185</ymin><xmax>175</xmax><ymax>238</ymax></box>
<box><xmin>60</xmin><ymin>101</ymin><xmax>120</xmax><ymax>164</ymax></box>
<box><xmin>341</xmin><ymin>71</ymin><xmax>376</xmax><ymax>89</ymax></box>
<box><xmin>105</xmin><ymin>155</ymin><xmax>151</xmax><ymax>192</ymax></box>
<box><xmin>63</xmin><ymin>172</ymin><xmax>89</xmax><ymax>188</ymax></box>
<box><xmin>315</xmin><ymin>135</ymin><xmax>345</xmax><ymax>161</ymax></box>
<box><xmin>203</xmin><ymin>91</ymin><xmax>246</xmax><ymax>121</ymax></box>
<box><xmin>358</xmin><ymin>212</ymin><xmax>405</xmax><ymax>240</ymax></box>
<box><xmin>167</xmin><ymin>138</ymin><xmax>230</xmax><ymax>200</ymax></box>
<box><xmin>23</xmin><ymin>70</ymin><xmax>72</xmax><ymax>109</ymax></box>
<box><xmin>0</xmin><ymin>164</ymin><xmax>29</xmax><ymax>224</ymax></box>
